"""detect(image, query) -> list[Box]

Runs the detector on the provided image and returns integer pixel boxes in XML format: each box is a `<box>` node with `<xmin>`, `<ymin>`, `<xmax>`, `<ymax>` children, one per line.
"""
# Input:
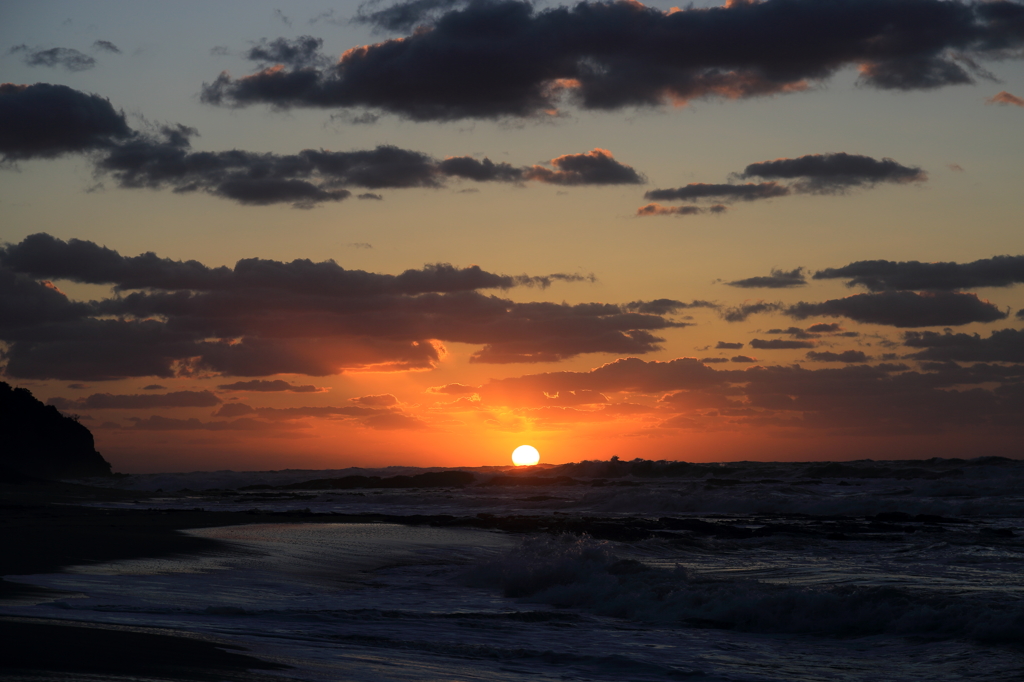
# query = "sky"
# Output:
<box><xmin>2</xmin><ymin>0</ymin><xmax>1023</xmax><ymax>473</ymax></box>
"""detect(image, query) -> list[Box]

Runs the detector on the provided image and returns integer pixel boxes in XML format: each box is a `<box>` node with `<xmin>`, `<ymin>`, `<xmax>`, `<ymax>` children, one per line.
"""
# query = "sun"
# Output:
<box><xmin>511</xmin><ymin>444</ymin><xmax>540</xmax><ymax>466</ymax></box>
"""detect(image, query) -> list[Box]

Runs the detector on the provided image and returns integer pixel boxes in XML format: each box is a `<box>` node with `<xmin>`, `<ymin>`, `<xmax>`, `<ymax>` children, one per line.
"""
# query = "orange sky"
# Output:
<box><xmin>2</xmin><ymin>0</ymin><xmax>1023</xmax><ymax>471</ymax></box>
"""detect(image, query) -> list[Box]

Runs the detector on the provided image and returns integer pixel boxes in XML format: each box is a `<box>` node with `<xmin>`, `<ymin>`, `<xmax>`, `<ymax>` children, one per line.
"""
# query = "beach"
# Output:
<box><xmin>3</xmin><ymin>459</ymin><xmax>1024</xmax><ymax>681</ymax></box>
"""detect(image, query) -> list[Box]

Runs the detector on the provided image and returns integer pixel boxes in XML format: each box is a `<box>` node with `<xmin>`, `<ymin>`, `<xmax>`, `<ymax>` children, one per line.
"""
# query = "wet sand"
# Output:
<box><xmin>0</xmin><ymin>479</ymin><xmax>304</xmax><ymax>679</ymax></box>
<box><xmin>0</xmin><ymin>617</ymin><xmax>289</xmax><ymax>681</ymax></box>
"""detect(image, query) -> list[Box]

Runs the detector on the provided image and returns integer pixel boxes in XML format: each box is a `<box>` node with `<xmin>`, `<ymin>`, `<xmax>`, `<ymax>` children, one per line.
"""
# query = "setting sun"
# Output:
<box><xmin>511</xmin><ymin>445</ymin><xmax>541</xmax><ymax>466</ymax></box>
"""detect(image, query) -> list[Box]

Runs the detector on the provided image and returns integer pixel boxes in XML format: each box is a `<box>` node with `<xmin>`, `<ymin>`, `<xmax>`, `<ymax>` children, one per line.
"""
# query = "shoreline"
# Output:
<box><xmin>0</xmin><ymin>616</ymin><xmax>289</xmax><ymax>681</ymax></box>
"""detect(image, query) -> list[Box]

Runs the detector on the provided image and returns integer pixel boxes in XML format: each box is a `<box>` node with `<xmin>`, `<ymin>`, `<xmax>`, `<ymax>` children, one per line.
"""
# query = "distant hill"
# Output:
<box><xmin>0</xmin><ymin>382</ymin><xmax>112</xmax><ymax>479</ymax></box>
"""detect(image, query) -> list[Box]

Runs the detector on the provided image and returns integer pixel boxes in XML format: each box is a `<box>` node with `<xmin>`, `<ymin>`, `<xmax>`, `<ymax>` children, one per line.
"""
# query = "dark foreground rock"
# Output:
<box><xmin>0</xmin><ymin>382</ymin><xmax>111</xmax><ymax>479</ymax></box>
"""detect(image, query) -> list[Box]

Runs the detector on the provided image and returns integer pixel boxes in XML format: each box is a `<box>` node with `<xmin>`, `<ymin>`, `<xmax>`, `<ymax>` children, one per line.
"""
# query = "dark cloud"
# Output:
<box><xmin>731</xmin><ymin>355</ymin><xmax>758</xmax><ymax>363</ymax></box>
<box><xmin>49</xmin><ymin>390</ymin><xmax>221</xmax><ymax>410</ymax></box>
<box><xmin>716</xmin><ymin>341</ymin><xmax>743</xmax><ymax>350</ymax></box>
<box><xmin>727</xmin><ymin>267</ymin><xmax>806</xmax><ymax>289</ymax></box>
<box><xmin>0</xmin><ymin>234</ymin><xmax>681</xmax><ymax>380</ymax></box>
<box><xmin>787</xmin><ymin>291</ymin><xmax>1007</xmax><ymax>327</ymax></box>
<box><xmin>246</xmin><ymin>36</ymin><xmax>328</xmax><ymax>68</ymax></box>
<box><xmin>217</xmin><ymin>379</ymin><xmax>324</xmax><ymax>392</ymax></box>
<box><xmin>741</xmin><ymin>153</ymin><xmax>927</xmax><ymax>193</ymax></box>
<box><xmin>96</xmin><ymin>134</ymin><xmax>440</xmax><ymax>208</ymax></box>
<box><xmin>143</xmin><ymin>384</ymin><xmax>166</xmax><ymax>390</ymax></box>
<box><xmin>438</xmin><ymin>156</ymin><xmax>524</xmax><ymax>182</ymax></box>
<box><xmin>199</xmin><ymin>0</ymin><xmax>1024</xmax><ymax>121</ymax></box>
<box><xmin>358</xmin><ymin>192</ymin><xmax>384</xmax><ymax>200</ymax></box>
<box><xmin>636</xmin><ymin>203</ymin><xmax>706</xmax><ymax>217</ymax></box>
<box><xmin>904</xmin><ymin>328</ymin><xmax>1024</xmax><ymax>363</ymax></box>
<box><xmin>355</xmin><ymin>0</ymin><xmax>468</xmax><ymax>32</ymax></box>
<box><xmin>10</xmin><ymin>45</ymin><xmax>96</xmax><ymax>71</ymax></box>
<box><xmin>126</xmin><ymin>415</ymin><xmax>294</xmax><ymax>432</ymax></box>
<box><xmin>92</xmin><ymin>40</ymin><xmax>121</xmax><ymax>54</ymax></box>
<box><xmin>482</xmin><ymin>355</ymin><xmax>1023</xmax><ymax>439</ymax></box>
<box><xmin>806</xmin><ymin>323</ymin><xmax>844</xmax><ymax>333</ymax></box>
<box><xmin>806</xmin><ymin>350</ymin><xmax>870</xmax><ymax>363</ymax></box>
<box><xmin>813</xmin><ymin>255</ymin><xmax>1024</xmax><ymax>291</ymax></box>
<box><xmin>723</xmin><ymin>301</ymin><xmax>784</xmax><ymax>323</ymax></box>
<box><xmin>765</xmin><ymin>327</ymin><xmax>819</xmax><ymax>339</ymax></box>
<box><xmin>2</xmin><ymin>83</ymin><xmax>642</xmax><ymax>206</ymax></box>
<box><xmin>0</xmin><ymin>233</ymin><xmax>584</xmax><ymax>295</ymax></box>
<box><xmin>522</xmin><ymin>149</ymin><xmax>644</xmax><ymax>185</ymax></box>
<box><xmin>750</xmin><ymin>338</ymin><xmax>816</xmax><ymax>350</ymax></box>
<box><xmin>700</xmin><ymin>357</ymin><xmax>730</xmax><ymax>364</ymax></box>
<box><xmin>0</xmin><ymin>83</ymin><xmax>132</xmax><ymax>161</ymax></box>
<box><xmin>623</xmin><ymin>299</ymin><xmax>717</xmax><ymax>315</ymax></box>
<box><xmin>645</xmin><ymin>182</ymin><xmax>788</xmax><ymax>203</ymax></box>
<box><xmin>988</xmin><ymin>90</ymin><xmax>1024</xmax><ymax>107</ymax></box>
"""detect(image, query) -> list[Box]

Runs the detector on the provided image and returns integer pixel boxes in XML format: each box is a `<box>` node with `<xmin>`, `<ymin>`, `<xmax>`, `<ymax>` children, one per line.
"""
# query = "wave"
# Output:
<box><xmin>465</xmin><ymin>535</ymin><xmax>1024</xmax><ymax>643</ymax></box>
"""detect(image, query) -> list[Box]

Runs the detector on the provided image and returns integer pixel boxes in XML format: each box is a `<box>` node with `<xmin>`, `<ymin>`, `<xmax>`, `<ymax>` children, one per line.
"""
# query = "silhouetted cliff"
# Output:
<box><xmin>0</xmin><ymin>382</ymin><xmax>112</xmax><ymax>479</ymax></box>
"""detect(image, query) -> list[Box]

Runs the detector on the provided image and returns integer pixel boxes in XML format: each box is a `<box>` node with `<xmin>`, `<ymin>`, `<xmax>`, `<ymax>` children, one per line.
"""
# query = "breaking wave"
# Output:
<box><xmin>466</xmin><ymin>535</ymin><xmax>1024</xmax><ymax>643</ymax></box>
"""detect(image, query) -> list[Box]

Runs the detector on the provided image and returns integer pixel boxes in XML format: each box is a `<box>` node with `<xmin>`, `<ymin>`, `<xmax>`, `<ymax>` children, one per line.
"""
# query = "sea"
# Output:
<box><xmin>4</xmin><ymin>457</ymin><xmax>1024</xmax><ymax>681</ymax></box>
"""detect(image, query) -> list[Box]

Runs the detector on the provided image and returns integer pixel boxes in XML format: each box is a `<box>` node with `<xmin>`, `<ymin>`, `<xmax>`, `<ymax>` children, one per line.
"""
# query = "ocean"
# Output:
<box><xmin>4</xmin><ymin>457</ymin><xmax>1023</xmax><ymax>681</ymax></box>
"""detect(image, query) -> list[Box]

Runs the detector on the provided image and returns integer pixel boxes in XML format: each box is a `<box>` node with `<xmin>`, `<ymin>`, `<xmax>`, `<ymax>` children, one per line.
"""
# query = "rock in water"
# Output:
<box><xmin>0</xmin><ymin>382</ymin><xmax>112</xmax><ymax>479</ymax></box>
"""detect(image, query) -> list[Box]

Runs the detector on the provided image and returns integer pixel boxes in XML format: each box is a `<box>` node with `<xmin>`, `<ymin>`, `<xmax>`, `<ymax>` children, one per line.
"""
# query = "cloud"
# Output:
<box><xmin>813</xmin><ymin>255</ymin><xmax>1024</xmax><ymax>291</ymax></box>
<box><xmin>0</xmin><ymin>233</ymin><xmax>585</xmax><ymax>294</ymax></box>
<box><xmin>354</xmin><ymin>0</ymin><xmax>467</xmax><ymax>32</ymax></box>
<box><xmin>644</xmin><ymin>182</ymin><xmax>788</xmax><ymax>202</ymax></box>
<box><xmin>727</xmin><ymin>268</ymin><xmax>806</xmax><ymax>288</ymax></box>
<box><xmin>199</xmin><ymin>0</ymin><xmax>1024</xmax><ymax>121</ymax></box>
<box><xmin>358</xmin><ymin>192</ymin><xmax>384</xmax><ymax>200</ymax></box>
<box><xmin>362</xmin><ymin>411</ymin><xmax>428</xmax><ymax>430</ymax></box>
<box><xmin>0</xmin><ymin>83</ymin><xmax>132</xmax><ymax>161</ymax></box>
<box><xmin>740</xmin><ymin>153</ymin><xmax>927</xmax><ymax>193</ymax></box>
<box><xmin>10</xmin><ymin>45</ymin><xmax>96</xmax><ymax>71</ymax></box>
<box><xmin>904</xmin><ymin>329</ymin><xmax>1024</xmax><ymax>363</ymax></box>
<box><xmin>2</xmin><ymin>84</ymin><xmax>644</xmax><ymax>206</ymax></box>
<box><xmin>522</xmin><ymin>149</ymin><xmax>644</xmax><ymax>186</ymax></box>
<box><xmin>806</xmin><ymin>323</ymin><xmax>845</xmax><ymax>333</ymax></box>
<box><xmin>350</xmin><ymin>393</ymin><xmax>400</xmax><ymax>406</ymax></box>
<box><xmin>92</xmin><ymin>40</ymin><xmax>121</xmax><ymax>54</ymax></box>
<box><xmin>428</xmin><ymin>383</ymin><xmax>479</xmax><ymax>395</ymax></box>
<box><xmin>644</xmin><ymin>152</ymin><xmax>923</xmax><ymax>214</ymax></box>
<box><xmin>126</xmin><ymin>415</ymin><xmax>293</xmax><ymax>431</ymax></box>
<box><xmin>636</xmin><ymin>203</ymin><xmax>705</xmax><ymax>217</ymax></box>
<box><xmin>722</xmin><ymin>301</ymin><xmax>784</xmax><ymax>322</ymax></box>
<box><xmin>246</xmin><ymin>36</ymin><xmax>327</xmax><ymax>68</ymax></box>
<box><xmin>731</xmin><ymin>355</ymin><xmax>758</xmax><ymax>363</ymax></box>
<box><xmin>217</xmin><ymin>379</ymin><xmax>325</xmax><ymax>392</ymax></box>
<box><xmin>987</xmin><ymin>91</ymin><xmax>1024</xmax><ymax>107</ymax></box>
<box><xmin>273</xmin><ymin>9</ymin><xmax>293</xmax><ymax>27</ymax></box>
<box><xmin>0</xmin><ymin>234</ymin><xmax>683</xmax><ymax>380</ymax></box>
<box><xmin>749</xmin><ymin>338</ymin><xmax>816</xmax><ymax>350</ymax></box>
<box><xmin>787</xmin><ymin>291</ymin><xmax>1007</xmax><ymax>327</ymax></box>
<box><xmin>481</xmin><ymin>354</ymin><xmax>1024</xmax><ymax>437</ymax></box>
<box><xmin>716</xmin><ymin>341</ymin><xmax>743</xmax><ymax>350</ymax></box>
<box><xmin>806</xmin><ymin>350</ymin><xmax>870</xmax><ymax>363</ymax></box>
<box><xmin>48</xmin><ymin>390</ymin><xmax>222</xmax><ymax>410</ymax></box>
<box><xmin>623</xmin><ymin>299</ymin><xmax>717</xmax><ymax>315</ymax></box>
<box><xmin>441</xmin><ymin>148</ymin><xmax>643</xmax><ymax>186</ymax></box>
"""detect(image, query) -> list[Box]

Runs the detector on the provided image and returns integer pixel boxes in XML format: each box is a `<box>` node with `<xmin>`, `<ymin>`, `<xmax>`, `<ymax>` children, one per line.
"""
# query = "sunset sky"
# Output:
<box><xmin>2</xmin><ymin>0</ymin><xmax>1023</xmax><ymax>472</ymax></box>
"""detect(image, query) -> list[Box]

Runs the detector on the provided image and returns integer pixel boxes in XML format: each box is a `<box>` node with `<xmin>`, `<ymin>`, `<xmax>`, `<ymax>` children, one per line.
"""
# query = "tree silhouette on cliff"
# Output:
<box><xmin>1</xmin><ymin>381</ymin><xmax>112</xmax><ymax>479</ymax></box>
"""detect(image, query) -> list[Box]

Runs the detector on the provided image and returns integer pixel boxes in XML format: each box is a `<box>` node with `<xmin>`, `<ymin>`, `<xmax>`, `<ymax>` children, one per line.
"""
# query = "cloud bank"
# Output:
<box><xmin>200</xmin><ymin>0</ymin><xmax>1024</xmax><ymax>121</ymax></box>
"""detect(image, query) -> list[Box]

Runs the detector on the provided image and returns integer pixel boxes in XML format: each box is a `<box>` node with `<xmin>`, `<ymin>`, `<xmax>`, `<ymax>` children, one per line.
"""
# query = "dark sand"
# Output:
<box><xmin>0</xmin><ymin>479</ymin><xmax>310</xmax><ymax>679</ymax></box>
<box><xmin>0</xmin><ymin>617</ymin><xmax>289</xmax><ymax>681</ymax></box>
